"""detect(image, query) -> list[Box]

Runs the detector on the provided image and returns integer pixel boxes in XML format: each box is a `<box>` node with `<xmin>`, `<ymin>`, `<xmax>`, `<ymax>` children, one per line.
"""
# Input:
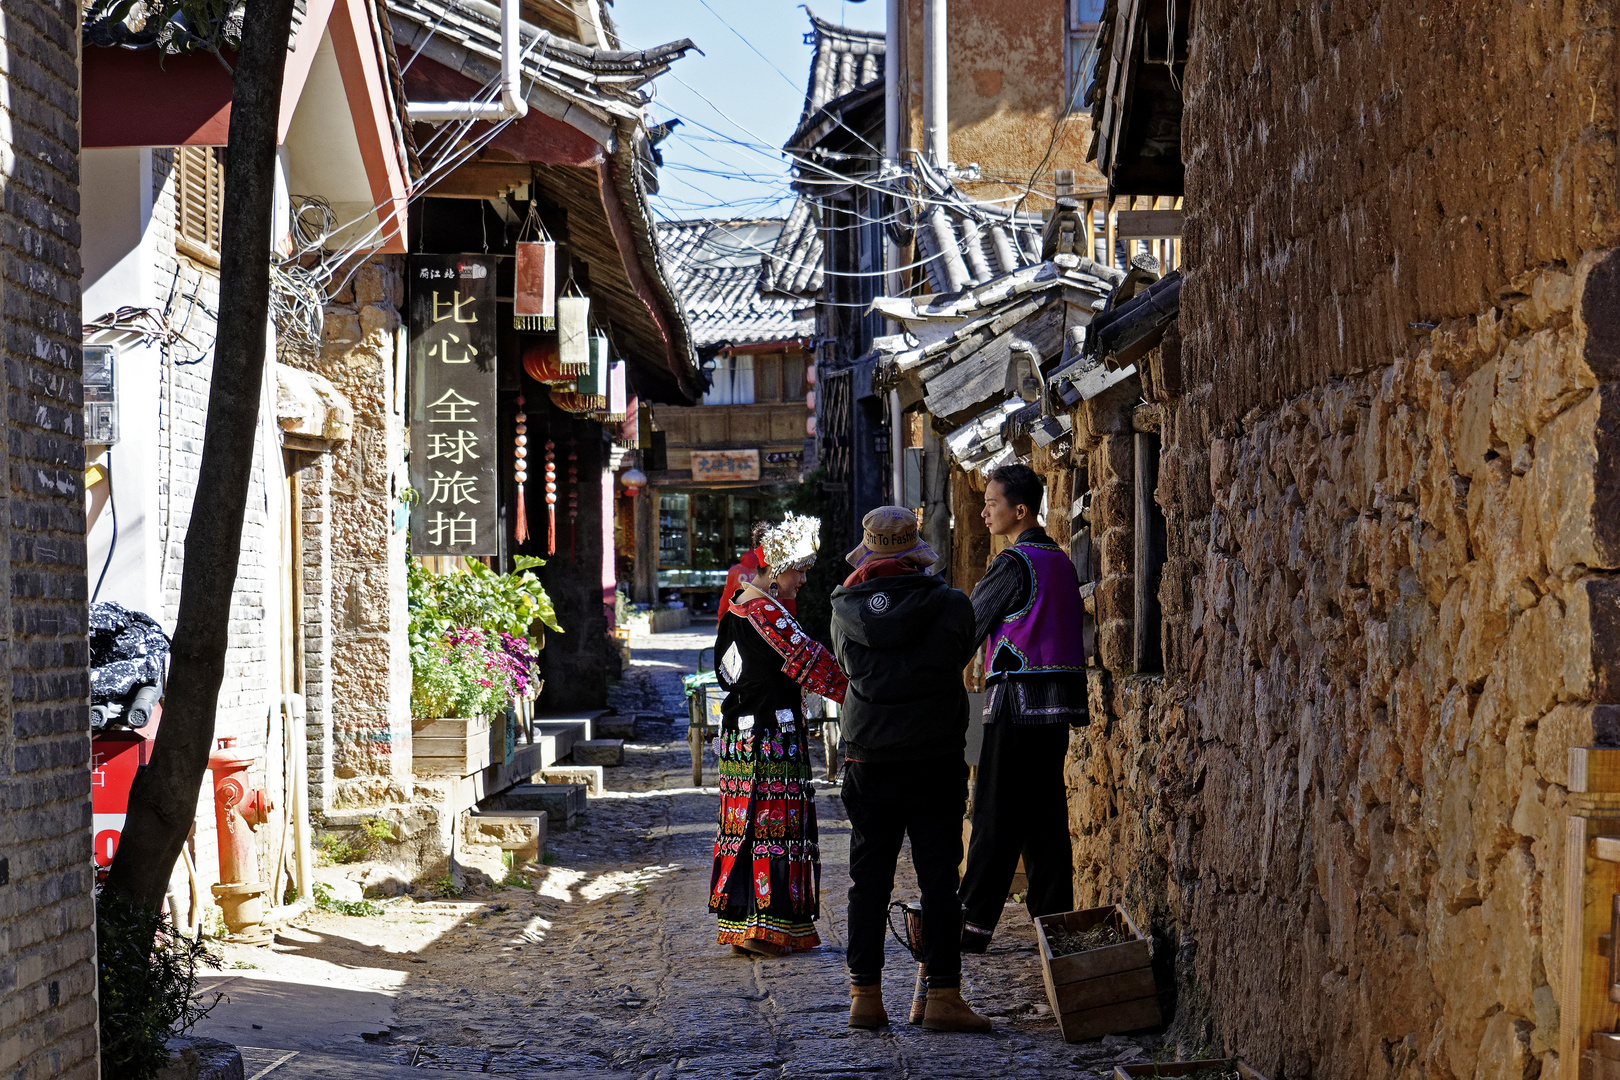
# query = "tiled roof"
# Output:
<box><xmin>908</xmin><ymin>157</ymin><xmax>1046</xmax><ymax>295</ymax></box>
<box><xmin>658</xmin><ymin>219</ymin><xmax>815</xmax><ymax>349</ymax></box>
<box><xmin>786</xmin><ymin>10</ymin><xmax>885</xmax><ymax>150</ymax></box>
<box><xmin>759</xmin><ymin>197</ymin><xmax>823</xmax><ymax>298</ymax></box>
<box><xmin>388</xmin><ymin>0</ymin><xmax>697</xmax><ymax>131</ymax></box>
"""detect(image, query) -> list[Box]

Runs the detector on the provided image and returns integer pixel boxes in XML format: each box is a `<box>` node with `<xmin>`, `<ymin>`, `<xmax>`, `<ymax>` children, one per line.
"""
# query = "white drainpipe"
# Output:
<box><xmin>408</xmin><ymin>0</ymin><xmax>529</xmax><ymax>122</ymax></box>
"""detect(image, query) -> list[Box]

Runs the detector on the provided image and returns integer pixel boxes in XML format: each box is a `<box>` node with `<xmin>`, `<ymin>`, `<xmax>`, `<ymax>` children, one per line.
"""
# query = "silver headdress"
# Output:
<box><xmin>760</xmin><ymin>513</ymin><xmax>820</xmax><ymax>573</ymax></box>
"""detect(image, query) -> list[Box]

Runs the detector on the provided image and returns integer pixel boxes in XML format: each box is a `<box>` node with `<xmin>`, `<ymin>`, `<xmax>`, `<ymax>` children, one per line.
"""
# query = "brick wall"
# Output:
<box><xmin>0</xmin><ymin>0</ymin><xmax>99</xmax><ymax>1076</ymax></box>
<box><xmin>284</xmin><ymin>257</ymin><xmax>410</xmax><ymax>810</ymax></box>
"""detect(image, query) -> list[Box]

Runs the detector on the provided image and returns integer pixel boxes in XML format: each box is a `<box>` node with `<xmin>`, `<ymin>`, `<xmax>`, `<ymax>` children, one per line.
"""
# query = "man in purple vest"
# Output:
<box><xmin>960</xmin><ymin>463</ymin><xmax>1087</xmax><ymax>954</ymax></box>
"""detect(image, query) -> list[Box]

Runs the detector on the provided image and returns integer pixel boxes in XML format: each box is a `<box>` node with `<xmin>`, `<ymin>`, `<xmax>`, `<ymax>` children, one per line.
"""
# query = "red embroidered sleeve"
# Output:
<box><xmin>737</xmin><ymin>597</ymin><xmax>848</xmax><ymax>704</ymax></box>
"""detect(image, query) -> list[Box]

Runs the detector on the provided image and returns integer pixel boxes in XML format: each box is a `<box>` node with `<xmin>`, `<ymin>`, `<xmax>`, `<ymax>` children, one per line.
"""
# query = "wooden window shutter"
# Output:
<box><xmin>176</xmin><ymin>146</ymin><xmax>225</xmax><ymax>265</ymax></box>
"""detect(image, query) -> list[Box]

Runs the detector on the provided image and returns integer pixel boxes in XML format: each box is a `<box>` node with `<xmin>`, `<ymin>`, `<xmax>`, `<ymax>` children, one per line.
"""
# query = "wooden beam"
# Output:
<box><xmin>1115</xmin><ymin>208</ymin><xmax>1184</xmax><ymax>240</ymax></box>
<box><xmin>424</xmin><ymin>161</ymin><xmax>535</xmax><ymax>198</ymax></box>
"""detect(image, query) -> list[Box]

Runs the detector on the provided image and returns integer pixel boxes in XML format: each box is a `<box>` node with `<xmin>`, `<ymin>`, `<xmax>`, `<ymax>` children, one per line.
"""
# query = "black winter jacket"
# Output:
<box><xmin>830</xmin><ymin>571</ymin><xmax>976</xmax><ymax>762</ymax></box>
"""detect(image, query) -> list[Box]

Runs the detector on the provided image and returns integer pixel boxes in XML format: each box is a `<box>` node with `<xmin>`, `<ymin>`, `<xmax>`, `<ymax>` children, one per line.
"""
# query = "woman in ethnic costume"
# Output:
<box><xmin>709</xmin><ymin>513</ymin><xmax>848</xmax><ymax>956</ymax></box>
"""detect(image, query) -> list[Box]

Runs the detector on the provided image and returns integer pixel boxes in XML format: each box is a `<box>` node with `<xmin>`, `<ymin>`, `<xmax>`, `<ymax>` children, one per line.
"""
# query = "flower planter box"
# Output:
<box><xmin>1113</xmin><ymin>1060</ymin><xmax>1267</xmax><ymax>1080</ymax></box>
<box><xmin>412</xmin><ymin>715</ymin><xmax>492</xmax><ymax>776</ymax></box>
<box><xmin>1036</xmin><ymin>904</ymin><xmax>1162</xmax><ymax>1042</ymax></box>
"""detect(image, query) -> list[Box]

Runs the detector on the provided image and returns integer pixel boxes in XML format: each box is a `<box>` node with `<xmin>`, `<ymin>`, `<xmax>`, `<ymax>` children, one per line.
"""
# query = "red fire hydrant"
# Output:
<box><xmin>208</xmin><ymin>737</ymin><xmax>273</xmax><ymax>943</ymax></box>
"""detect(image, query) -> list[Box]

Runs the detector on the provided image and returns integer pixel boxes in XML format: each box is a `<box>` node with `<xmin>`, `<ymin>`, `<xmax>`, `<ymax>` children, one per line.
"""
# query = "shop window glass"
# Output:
<box><xmin>659</xmin><ymin>493</ymin><xmax>690</xmax><ymax>567</ymax></box>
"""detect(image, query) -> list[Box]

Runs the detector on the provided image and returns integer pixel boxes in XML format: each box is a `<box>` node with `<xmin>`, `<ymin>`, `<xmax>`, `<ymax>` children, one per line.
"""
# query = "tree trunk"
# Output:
<box><xmin>106</xmin><ymin>0</ymin><xmax>298</xmax><ymax>910</ymax></box>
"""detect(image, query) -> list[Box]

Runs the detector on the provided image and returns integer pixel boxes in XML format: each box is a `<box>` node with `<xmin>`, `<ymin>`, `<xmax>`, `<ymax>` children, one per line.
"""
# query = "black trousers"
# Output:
<box><xmin>960</xmin><ymin>720</ymin><xmax>1073</xmax><ymax>939</ymax></box>
<box><xmin>842</xmin><ymin>756</ymin><xmax>968</xmax><ymax>988</ymax></box>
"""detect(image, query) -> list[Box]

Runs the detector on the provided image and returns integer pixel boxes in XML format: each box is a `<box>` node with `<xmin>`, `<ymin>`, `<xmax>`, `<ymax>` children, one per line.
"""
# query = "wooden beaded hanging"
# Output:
<box><xmin>543</xmin><ymin>439</ymin><xmax>558</xmax><ymax>555</ymax></box>
<box><xmin>511</xmin><ymin>395</ymin><xmax>531</xmax><ymax>550</ymax></box>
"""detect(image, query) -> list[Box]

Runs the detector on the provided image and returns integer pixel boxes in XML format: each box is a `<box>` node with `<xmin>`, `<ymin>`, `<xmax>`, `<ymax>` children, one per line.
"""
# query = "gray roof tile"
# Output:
<box><xmin>658</xmin><ymin>219</ymin><xmax>815</xmax><ymax>349</ymax></box>
<box><xmin>759</xmin><ymin>197</ymin><xmax>823</xmax><ymax>298</ymax></box>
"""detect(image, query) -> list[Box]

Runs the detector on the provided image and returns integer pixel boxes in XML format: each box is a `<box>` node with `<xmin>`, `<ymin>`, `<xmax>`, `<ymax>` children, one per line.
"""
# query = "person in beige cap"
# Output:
<box><xmin>829</xmin><ymin>507</ymin><xmax>990</xmax><ymax>1033</ymax></box>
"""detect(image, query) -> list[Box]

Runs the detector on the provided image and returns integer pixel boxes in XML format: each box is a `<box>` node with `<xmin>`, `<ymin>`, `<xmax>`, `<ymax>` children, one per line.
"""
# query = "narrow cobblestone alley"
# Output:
<box><xmin>199</xmin><ymin>625</ymin><xmax>1166</xmax><ymax>1079</ymax></box>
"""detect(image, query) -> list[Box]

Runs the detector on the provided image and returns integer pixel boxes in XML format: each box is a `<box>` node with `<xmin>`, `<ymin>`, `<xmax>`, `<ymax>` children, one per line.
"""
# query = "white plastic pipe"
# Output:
<box><xmin>408</xmin><ymin>0</ymin><xmax>529</xmax><ymax>122</ymax></box>
<box><xmin>884</xmin><ymin>0</ymin><xmax>904</xmax><ymax>299</ymax></box>
<box><xmin>922</xmin><ymin>0</ymin><xmax>947</xmax><ymax>165</ymax></box>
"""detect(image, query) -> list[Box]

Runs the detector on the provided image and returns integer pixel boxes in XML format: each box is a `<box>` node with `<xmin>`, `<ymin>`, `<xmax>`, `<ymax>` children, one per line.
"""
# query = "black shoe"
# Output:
<box><xmin>960</xmin><ymin>927</ymin><xmax>991</xmax><ymax>954</ymax></box>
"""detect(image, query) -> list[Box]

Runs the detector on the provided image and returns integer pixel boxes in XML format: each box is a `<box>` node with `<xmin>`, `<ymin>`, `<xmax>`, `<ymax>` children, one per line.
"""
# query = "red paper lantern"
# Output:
<box><xmin>522</xmin><ymin>339</ymin><xmax>575</xmax><ymax>387</ymax></box>
<box><xmin>549</xmin><ymin>388</ymin><xmax>599</xmax><ymax>413</ymax></box>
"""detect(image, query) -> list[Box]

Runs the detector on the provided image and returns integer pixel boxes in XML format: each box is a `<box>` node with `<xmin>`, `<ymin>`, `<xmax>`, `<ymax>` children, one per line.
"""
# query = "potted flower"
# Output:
<box><xmin>409</xmin><ymin>557</ymin><xmax>558</xmax><ymax>776</ymax></box>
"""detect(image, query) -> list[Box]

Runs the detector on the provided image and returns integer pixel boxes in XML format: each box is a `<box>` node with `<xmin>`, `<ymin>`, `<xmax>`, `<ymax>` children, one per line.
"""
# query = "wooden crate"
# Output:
<box><xmin>1113</xmin><ymin>1060</ymin><xmax>1267</xmax><ymax>1080</ymax></box>
<box><xmin>1036</xmin><ymin>904</ymin><xmax>1162</xmax><ymax>1042</ymax></box>
<box><xmin>412</xmin><ymin>715</ymin><xmax>491</xmax><ymax>776</ymax></box>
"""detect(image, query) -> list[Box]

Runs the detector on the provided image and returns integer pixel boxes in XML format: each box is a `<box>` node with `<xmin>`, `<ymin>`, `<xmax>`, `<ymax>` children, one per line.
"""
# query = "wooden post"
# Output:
<box><xmin>1561</xmin><ymin>747</ymin><xmax>1620</xmax><ymax>1078</ymax></box>
<box><xmin>1104</xmin><ymin>197</ymin><xmax>1118</xmax><ymax>271</ymax></box>
<box><xmin>1082</xmin><ymin>198</ymin><xmax>1097</xmax><ymax>264</ymax></box>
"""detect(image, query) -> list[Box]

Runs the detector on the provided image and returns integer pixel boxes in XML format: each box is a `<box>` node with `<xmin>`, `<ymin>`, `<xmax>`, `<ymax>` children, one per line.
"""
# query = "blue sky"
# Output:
<box><xmin>611</xmin><ymin>0</ymin><xmax>886</xmax><ymax>222</ymax></box>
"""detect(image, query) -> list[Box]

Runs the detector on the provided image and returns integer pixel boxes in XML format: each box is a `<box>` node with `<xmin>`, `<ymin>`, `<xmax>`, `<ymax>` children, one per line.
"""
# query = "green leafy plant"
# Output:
<box><xmin>311</xmin><ymin>882</ymin><xmax>384</xmax><ymax>918</ymax></box>
<box><xmin>317</xmin><ymin>818</ymin><xmax>395</xmax><ymax>865</ymax></box>
<box><xmin>408</xmin><ymin>555</ymin><xmax>561</xmax><ymax>648</ymax></box>
<box><xmin>97</xmin><ymin>885</ymin><xmax>223</xmax><ymax>1080</ymax></box>
<box><xmin>408</xmin><ymin>557</ymin><xmax>559</xmax><ymax>718</ymax></box>
<box><xmin>418</xmin><ymin>875</ymin><xmax>464</xmax><ymax>899</ymax></box>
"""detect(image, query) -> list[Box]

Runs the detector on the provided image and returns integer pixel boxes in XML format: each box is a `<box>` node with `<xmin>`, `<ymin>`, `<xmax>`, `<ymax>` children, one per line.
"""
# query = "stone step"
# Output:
<box><xmin>536</xmin><ymin>765</ymin><xmax>604</xmax><ymax>795</ymax></box>
<box><xmin>572</xmin><ymin>739</ymin><xmax>624</xmax><ymax>767</ymax></box>
<box><xmin>488</xmin><ymin>783</ymin><xmax>586</xmax><ymax>828</ymax></box>
<box><xmin>462</xmin><ymin>810</ymin><xmax>546</xmax><ymax>862</ymax></box>
<box><xmin>593</xmin><ymin>715</ymin><xmax>640</xmax><ymax>740</ymax></box>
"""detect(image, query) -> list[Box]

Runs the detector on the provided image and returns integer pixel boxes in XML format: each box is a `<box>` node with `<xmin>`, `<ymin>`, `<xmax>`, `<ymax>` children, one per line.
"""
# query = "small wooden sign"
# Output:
<box><xmin>1114</xmin><ymin>208</ymin><xmax>1184</xmax><ymax>239</ymax></box>
<box><xmin>691</xmin><ymin>449</ymin><xmax>760</xmax><ymax>482</ymax></box>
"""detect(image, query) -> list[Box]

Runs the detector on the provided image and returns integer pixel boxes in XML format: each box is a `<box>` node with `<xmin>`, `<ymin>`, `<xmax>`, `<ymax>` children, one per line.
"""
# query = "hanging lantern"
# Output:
<box><xmin>549</xmin><ymin>388</ymin><xmax>599</xmax><ymax>414</ymax></box>
<box><xmin>618</xmin><ymin>393</ymin><xmax>641</xmax><ymax>447</ymax></box>
<box><xmin>557</xmin><ymin>296</ymin><xmax>591</xmax><ymax>376</ymax></box>
<box><xmin>513</xmin><ymin>395</ymin><xmax>531</xmax><ymax>545</ymax></box>
<box><xmin>522</xmin><ymin>339</ymin><xmax>575</xmax><ymax>388</ymax></box>
<box><xmin>544</xmin><ymin>439</ymin><xmax>558</xmax><ymax>555</ymax></box>
<box><xmin>564</xmin><ymin>331</ymin><xmax>607</xmax><ymax>412</ymax></box>
<box><xmin>620</xmin><ymin>467</ymin><xmax>648</xmax><ymax>493</ymax></box>
<box><xmin>514</xmin><ymin>240</ymin><xmax>556</xmax><ymax>330</ymax></box>
<box><xmin>596</xmin><ymin>359</ymin><xmax>628</xmax><ymax>423</ymax></box>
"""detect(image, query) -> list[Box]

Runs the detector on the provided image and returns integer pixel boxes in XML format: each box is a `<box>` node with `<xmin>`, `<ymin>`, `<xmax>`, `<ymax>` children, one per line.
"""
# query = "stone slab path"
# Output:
<box><xmin>208</xmin><ymin>624</ymin><xmax>1164</xmax><ymax>1079</ymax></box>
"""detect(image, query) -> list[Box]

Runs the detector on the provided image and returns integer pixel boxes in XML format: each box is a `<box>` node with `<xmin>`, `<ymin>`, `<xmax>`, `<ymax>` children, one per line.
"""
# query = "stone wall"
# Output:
<box><xmin>0</xmin><ymin>0</ymin><xmax>99</xmax><ymax>1075</ymax></box>
<box><xmin>1180</xmin><ymin>0</ymin><xmax>1620</xmax><ymax>426</ymax></box>
<box><xmin>1066</xmin><ymin>256</ymin><xmax>1620</xmax><ymax>1079</ymax></box>
<box><xmin>897</xmin><ymin>0</ymin><xmax>1102</xmax><ymax>203</ymax></box>
<box><xmin>288</xmin><ymin>257</ymin><xmax>410</xmax><ymax>810</ymax></box>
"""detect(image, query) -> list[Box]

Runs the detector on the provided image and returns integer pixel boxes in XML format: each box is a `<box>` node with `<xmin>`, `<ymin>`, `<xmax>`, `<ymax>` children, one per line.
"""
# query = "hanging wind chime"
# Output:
<box><xmin>513</xmin><ymin>395</ymin><xmax>530</xmax><ymax>545</ymax></box>
<box><xmin>544</xmin><ymin>439</ymin><xmax>558</xmax><ymax>555</ymax></box>
<box><xmin>513</xmin><ymin>184</ymin><xmax>556</xmax><ymax>331</ymax></box>
<box><xmin>567</xmin><ymin>436</ymin><xmax>580</xmax><ymax>560</ymax></box>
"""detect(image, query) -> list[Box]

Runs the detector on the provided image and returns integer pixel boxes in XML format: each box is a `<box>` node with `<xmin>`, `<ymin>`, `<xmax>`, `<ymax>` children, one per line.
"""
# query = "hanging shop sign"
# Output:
<box><xmin>409</xmin><ymin>253</ymin><xmax>498</xmax><ymax>556</ymax></box>
<box><xmin>691</xmin><ymin>449</ymin><xmax>760</xmax><ymax>483</ymax></box>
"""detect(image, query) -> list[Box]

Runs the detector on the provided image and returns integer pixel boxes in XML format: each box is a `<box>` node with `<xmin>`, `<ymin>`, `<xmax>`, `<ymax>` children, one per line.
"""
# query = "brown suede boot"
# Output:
<box><xmin>921</xmin><ymin>987</ymin><xmax>992</xmax><ymax>1033</ymax></box>
<box><xmin>849</xmin><ymin>984</ymin><xmax>889</xmax><ymax>1029</ymax></box>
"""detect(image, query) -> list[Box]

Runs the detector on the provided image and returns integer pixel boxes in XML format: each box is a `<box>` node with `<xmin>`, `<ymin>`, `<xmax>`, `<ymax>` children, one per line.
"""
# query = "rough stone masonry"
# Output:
<box><xmin>1058</xmin><ymin>2</ymin><xmax>1620</xmax><ymax>1078</ymax></box>
<box><xmin>0</xmin><ymin>0</ymin><xmax>99</xmax><ymax>1076</ymax></box>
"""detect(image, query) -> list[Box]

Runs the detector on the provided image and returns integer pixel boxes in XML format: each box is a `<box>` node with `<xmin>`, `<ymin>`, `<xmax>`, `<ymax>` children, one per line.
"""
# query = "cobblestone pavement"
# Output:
<box><xmin>217</xmin><ymin>624</ymin><xmax>1167</xmax><ymax>1078</ymax></box>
